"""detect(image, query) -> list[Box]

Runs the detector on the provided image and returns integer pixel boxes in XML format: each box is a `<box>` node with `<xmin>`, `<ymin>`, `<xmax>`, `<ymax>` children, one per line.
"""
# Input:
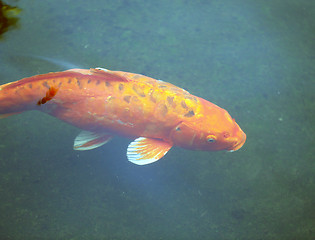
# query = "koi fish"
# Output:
<box><xmin>0</xmin><ymin>68</ymin><xmax>246</xmax><ymax>165</ymax></box>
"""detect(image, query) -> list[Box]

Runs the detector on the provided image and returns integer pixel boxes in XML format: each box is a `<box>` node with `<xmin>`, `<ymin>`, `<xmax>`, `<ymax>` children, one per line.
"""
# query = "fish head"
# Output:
<box><xmin>169</xmin><ymin>99</ymin><xmax>246</xmax><ymax>152</ymax></box>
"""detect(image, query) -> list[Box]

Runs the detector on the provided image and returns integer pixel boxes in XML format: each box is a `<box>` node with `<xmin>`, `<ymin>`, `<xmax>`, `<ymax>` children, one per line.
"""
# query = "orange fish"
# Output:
<box><xmin>0</xmin><ymin>68</ymin><xmax>246</xmax><ymax>165</ymax></box>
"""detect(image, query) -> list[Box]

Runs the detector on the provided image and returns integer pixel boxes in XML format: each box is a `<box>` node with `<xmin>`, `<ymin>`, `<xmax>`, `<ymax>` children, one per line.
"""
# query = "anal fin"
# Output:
<box><xmin>74</xmin><ymin>131</ymin><xmax>112</xmax><ymax>151</ymax></box>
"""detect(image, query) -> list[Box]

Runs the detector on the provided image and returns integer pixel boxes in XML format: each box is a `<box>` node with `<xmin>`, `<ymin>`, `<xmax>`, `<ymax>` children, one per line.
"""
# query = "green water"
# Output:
<box><xmin>0</xmin><ymin>0</ymin><xmax>314</xmax><ymax>239</ymax></box>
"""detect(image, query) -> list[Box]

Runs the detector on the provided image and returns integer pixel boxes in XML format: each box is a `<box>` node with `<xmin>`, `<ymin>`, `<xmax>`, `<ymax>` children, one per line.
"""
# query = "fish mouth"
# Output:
<box><xmin>227</xmin><ymin>131</ymin><xmax>246</xmax><ymax>152</ymax></box>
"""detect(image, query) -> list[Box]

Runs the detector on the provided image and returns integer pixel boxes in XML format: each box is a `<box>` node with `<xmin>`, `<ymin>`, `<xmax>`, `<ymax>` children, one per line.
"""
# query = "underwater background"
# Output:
<box><xmin>0</xmin><ymin>0</ymin><xmax>314</xmax><ymax>239</ymax></box>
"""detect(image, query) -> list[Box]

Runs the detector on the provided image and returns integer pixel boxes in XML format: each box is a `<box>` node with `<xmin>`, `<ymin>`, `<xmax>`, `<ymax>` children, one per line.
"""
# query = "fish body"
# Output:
<box><xmin>0</xmin><ymin>68</ymin><xmax>246</xmax><ymax>165</ymax></box>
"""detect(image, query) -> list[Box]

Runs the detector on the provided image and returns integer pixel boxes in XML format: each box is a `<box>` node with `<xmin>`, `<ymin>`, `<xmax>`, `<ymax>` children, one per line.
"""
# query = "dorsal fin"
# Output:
<box><xmin>65</xmin><ymin>68</ymin><xmax>130</xmax><ymax>82</ymax></box>
<box><xmin>90</xmin><ymin>68</ymin><xmax>130</xmax><ymax>82</ymax></box>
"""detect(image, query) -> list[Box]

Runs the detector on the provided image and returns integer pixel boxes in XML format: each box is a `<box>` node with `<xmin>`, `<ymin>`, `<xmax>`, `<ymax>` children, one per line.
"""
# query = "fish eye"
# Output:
<box><xmin>175</xmin><ymin>126</ymin><xmax>181</xmax><ymax>131</ymax></box>
<box><xmin>206</xmin><ymin>135</ymin><xmax>216</xmax><ymax>143</ymax></box>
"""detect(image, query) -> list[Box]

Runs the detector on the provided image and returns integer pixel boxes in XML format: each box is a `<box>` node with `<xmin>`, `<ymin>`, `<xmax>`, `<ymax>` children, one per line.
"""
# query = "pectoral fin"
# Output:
<box><xmin>127</xmin><ymin>137</ymin><xmax>172</xmax><ymax>165</ymax></box>
<box><xmin>74</xmin><ymin>131</ymin><xmax>112</xmax><ymax>150</ymax></box>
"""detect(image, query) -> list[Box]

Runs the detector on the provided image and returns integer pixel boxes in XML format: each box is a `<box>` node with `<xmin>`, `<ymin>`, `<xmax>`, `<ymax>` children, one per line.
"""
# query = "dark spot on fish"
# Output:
<box><xmin>42</xmin><ymin>81</ymin><xmax>50</xmax><ymax>89</ymax></box>
<box><xmin>132</xmin><ymin>84</ymin><xmax>145</xmax><ymax>97</ymax></box>
<box><xmin>167</xmin><ymin>96</ymin><xmax>174</xmax><ymax>105</ymax></box>
<box><xmin>96</xmin><ymin>80</ymin><xmax>100</xmax><ymax>85</ymax></box>
<box><xmin>184</xmin><ymin>110</ymin><xmax>195</xmax><ymax>117</ymax></box>
<box><xmin>37</xmin><ymin>87</ymin><xmax>58</xmax><ymax>105</ymax></box>
<box><xmin>68</xmin><ymin>78</ymin><xmax>72</xmax><ymax>84</ymax></box>
<box><xmin>105</xmin><ymin>81</ymin><xmax>111</xmax><ymax>87</ymax></box>
<box><xmin>167</xmin><ymin>96</ymin><xmax>176</xmax><ymax>108</ymax></box>
<box><xmin>28</xmin><ymin>83</ymin><xmax>32</xmax><ymax>89</ymax></box>
<box><xmin>157</xmin><ymin>104</ymin><xmax>168</xmax><ymax>117</ymax></box>
<box><xmin>162</xmin><ymin>105</ymin><xmax>168</xmax><ymax>116</ymax></box>
<box><xmin>132</xmin><ymin>96</ymin><xmax>139</xmax><ymax>102</ymax></box>
<box><xmin>123</xmin><ymin>95</ymin><xmax>131</xmax><ymax>103</ymax></box>
<box><xmin>15</xmin><ymin>89</ymin><xmax>21</xmax><ymax>96</ymax></box>
<box><xmin>119</xmin><ymin>83</ymin><xmax>124</xmax><ymax>91</ymax></box>
<box><xmin>181</xmin><ymin>100</ymin><xmax>188</xmax><ymax>109</ymax></box>
<box><xmin>77</xmin><ymin>79</ymin><xmax>82</xmax><ymax>89</ymax></box>
<box><xmin>58</xmin><ymin>82</ymin><xmax>62</xmax><ymax>88</ymax></box>
<box><xmin>87</xmin><ymin>79</ymin><xmax>91</xmax><ymax>84</ymax></box>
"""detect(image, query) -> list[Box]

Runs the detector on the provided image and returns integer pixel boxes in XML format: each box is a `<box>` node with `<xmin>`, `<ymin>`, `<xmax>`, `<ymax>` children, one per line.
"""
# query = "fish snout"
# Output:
<box><xmin>226</xmin><ymin>128</ymin><xmax>246</xmax><ymax>152</ymax></box>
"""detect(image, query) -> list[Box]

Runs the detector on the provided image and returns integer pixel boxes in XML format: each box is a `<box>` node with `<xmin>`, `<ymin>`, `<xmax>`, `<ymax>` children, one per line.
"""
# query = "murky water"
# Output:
<box><xmin>0</xmin><ymin>0</ymin><xmax>314</xmax><ymax>239</ymax></box>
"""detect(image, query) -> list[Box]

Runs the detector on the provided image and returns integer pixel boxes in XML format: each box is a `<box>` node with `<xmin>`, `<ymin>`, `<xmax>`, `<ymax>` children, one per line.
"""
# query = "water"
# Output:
<box><xmin>0</xmin><ymin>0</ymin><xmax>314</xmax><ymax>239</ymax></box>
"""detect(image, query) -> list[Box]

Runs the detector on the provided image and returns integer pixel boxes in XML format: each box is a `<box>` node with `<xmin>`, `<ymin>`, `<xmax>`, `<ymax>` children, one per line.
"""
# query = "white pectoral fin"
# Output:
<box><xmin>73</xmin><ymin>131</ymin><xmax>112</xmax><ymax>151</ymax></box>
<box><xmin>127</xmin><ymin>137</ymin><xmax>172</xmax><ymax>165</ymax></box>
